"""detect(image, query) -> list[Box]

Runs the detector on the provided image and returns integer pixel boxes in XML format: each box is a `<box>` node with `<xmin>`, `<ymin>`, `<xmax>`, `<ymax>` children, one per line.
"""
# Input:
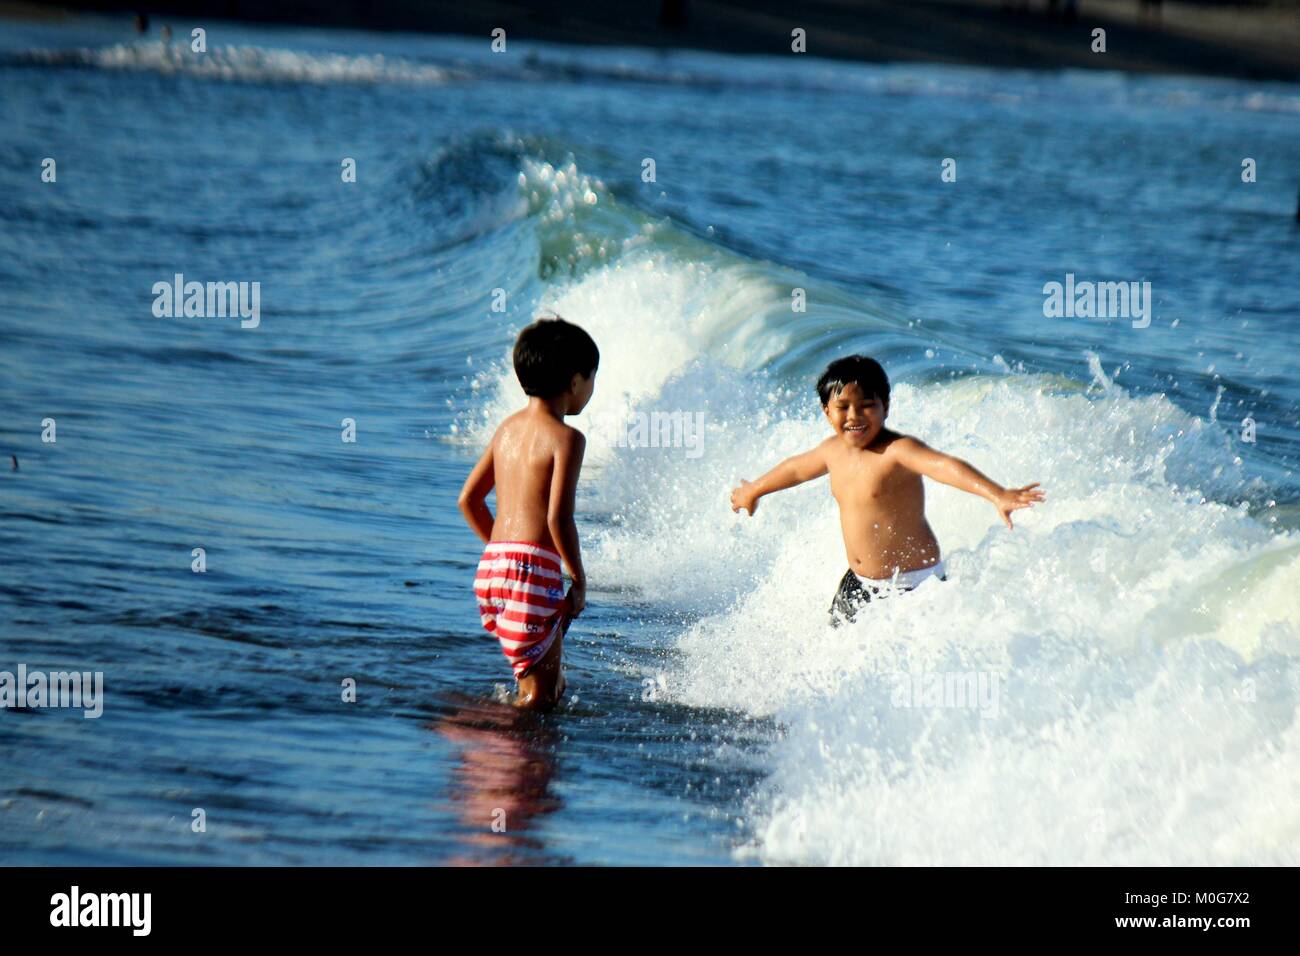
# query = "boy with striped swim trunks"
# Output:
<box><xmin>459</xmin><ymin>317</ymin><xmax>598</xmax><ymax>710</ymax></box>
<box><xmin>730</xmin><ymin>355</ymin><xmax>1045</xmax><ymax>624</ymax></box>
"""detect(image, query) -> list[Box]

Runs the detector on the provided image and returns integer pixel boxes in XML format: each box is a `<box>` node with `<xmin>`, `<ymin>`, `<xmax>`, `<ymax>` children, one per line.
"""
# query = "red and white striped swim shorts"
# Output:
<box><xmin>473</xmin><ymin>541</ymin><xmax>570</xmax><ymax>679</ymax></box>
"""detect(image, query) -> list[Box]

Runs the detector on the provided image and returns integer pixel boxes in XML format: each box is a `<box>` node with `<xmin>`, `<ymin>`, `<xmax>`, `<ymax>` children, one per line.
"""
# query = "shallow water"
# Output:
<box><xmin>1</xmin><ymin>15</ymin><xmax>1298</xmax><ymax>865</ymax></box>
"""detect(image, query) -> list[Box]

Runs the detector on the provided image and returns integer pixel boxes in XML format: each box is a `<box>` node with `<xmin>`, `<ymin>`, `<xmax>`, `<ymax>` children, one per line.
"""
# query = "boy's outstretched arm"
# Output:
<box><xmin>547</xmin><ymin>429</ymin><xmax>587</xmax><ymax>616</ymax></box>
<box><xmin>731</xmin><ymin>444</ymin><xmax>829</xmax><ymax>516</ymax></box>
<box><xmin>892</xmin><ymin>437</ymin><xmax>1044</xmax><ymax>529</ymax></box>
<box><xmin>458</xmin><ymin>443</ymin><xmax>496</xmax><ymax>543</ymax></box>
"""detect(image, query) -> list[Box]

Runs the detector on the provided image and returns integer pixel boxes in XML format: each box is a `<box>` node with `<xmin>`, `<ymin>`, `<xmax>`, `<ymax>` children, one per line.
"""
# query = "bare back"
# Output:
<box><xmin>823</xmin><ymin>430</ymin><xmax>942</xmax><ymax>578</ymax></box>
<box><xmin>488</xmin><ymin>408</ymin><xmax>575</xmax><ymax>548</ymax></box>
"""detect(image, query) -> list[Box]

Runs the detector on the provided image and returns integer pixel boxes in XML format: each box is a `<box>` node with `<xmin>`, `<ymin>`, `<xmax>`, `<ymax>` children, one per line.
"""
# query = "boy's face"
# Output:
<box><xmin>569</xmin><ymin>369</ymin><xmax>596</xmax><ymax>414</ymax></box>
<box><xmin>823</xmin><ymin>381</ymin><xmax>886</xmax><ymax>448</ymax></box>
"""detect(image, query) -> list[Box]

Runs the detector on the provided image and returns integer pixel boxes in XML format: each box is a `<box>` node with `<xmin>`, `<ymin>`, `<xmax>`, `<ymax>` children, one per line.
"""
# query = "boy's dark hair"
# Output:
<box><xmin>513</xmin><ymin>316</ymin><xmax>599</xmax><ymax>398</ymax></box>
<box><xmin>816</xmin><ymin>355</ymin><xmax>890</xmax><ymax>407</ymax></box>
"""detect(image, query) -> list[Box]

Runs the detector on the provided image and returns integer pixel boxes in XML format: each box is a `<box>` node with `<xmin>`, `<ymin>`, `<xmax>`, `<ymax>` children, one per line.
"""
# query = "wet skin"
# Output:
<box><xmin>460</xmin><ymin>371</ymin><xmax>595</xmax><ymax>710</ymax></box>
<box><xmin>731</xmin><ymin>382</ymin><xmax>1045</xmax><ymax>579</ymax></box>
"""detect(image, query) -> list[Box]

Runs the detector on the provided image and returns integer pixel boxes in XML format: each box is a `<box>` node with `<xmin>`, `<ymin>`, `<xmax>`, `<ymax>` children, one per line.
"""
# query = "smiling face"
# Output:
<box><xmin>823</xmin><ymin>381</ymin><xmax>887</xmax><ymax>448</ymax></box>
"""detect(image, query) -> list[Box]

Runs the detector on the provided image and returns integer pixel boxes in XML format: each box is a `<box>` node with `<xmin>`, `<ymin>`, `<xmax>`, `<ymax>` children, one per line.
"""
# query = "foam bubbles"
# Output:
<box><xmin>657</xmin><ymin>376</ymin><xmax>1300</xmax><ymax>865</ymax></box>
<box><xmin>466</xmin><ymin>185</ymin><xmax>1299</xmax><ymax>865</ymax></box>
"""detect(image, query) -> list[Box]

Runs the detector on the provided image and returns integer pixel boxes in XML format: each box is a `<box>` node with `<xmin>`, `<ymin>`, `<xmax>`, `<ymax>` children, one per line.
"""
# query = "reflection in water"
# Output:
<box><xmin>430</xmin><ymin>697</ymin><xmax>564</xmax><ymax>865</ymax></box>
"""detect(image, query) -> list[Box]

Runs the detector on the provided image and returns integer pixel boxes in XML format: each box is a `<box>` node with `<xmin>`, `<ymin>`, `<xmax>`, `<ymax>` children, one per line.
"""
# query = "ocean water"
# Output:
<box><xmin>1</xmin><ymin>15</ymin><xmax>1298</xmax><ymax>866</ymax></box>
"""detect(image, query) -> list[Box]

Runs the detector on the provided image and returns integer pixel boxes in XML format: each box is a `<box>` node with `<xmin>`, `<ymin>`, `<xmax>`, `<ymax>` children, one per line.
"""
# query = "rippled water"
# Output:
<box><xmin>1</xmin><ymin>16</ymin><xmax>1298</xmax><ymax>865</ymax></box>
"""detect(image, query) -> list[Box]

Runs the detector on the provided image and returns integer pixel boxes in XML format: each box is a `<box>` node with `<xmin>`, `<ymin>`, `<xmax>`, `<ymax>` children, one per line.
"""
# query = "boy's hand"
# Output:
<box><xmin>568</xmin><ymin>580</ymin><xmax>586</xmax><ymax>618</ymax></box>
<box><xmin>994</xmin><ymin>483</ymin><xmax>1045</xmax><ymax>529</ymax></box>
<box><xmin>730</xmin><ymin>481</ymin><xmax>760</xmax><ymax>516</ymax></box>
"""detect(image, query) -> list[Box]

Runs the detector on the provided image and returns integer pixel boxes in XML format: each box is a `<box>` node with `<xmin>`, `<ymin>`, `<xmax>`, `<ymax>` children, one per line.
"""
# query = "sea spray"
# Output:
<box><xmin>462</xmin><ymin>155</ymin><xmax>1299</xmax><ymax>866</ymax></box>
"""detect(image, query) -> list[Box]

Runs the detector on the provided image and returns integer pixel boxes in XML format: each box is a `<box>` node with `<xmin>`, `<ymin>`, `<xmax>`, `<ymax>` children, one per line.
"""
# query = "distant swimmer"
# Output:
<box><xmin>134</xmin><ymin>12</ymin><xmax>149</xmax><ymax>34</ymax></box>
<box><xmin>732</xmin><ymin>355</ymin><xmax>1045</xmax><ymax>624</ymax></box>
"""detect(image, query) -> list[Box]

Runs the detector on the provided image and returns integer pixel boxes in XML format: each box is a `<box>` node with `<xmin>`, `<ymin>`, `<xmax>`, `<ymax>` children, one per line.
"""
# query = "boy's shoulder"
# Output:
<box><xmin>810</xmin><ymin>433</ymin><xmax>839</xmax><ymax>460</ymax></box>
<box><xmin>873</xmin><ymin>429</ymin><xmax>926</xmax><ymax>458</ymax></box>
<box><xmin>490</xmin><ymin>408</ymin><xmax>526</xmax><ymax>441</ymax></box>
<box><xmin>557</xmin><ymin>419</ymin><xmax>586</xmax><ymax>449</ymax></box>
<box><xmin>880</xmin><ymin>428</ymin><xmax>918</xmax><ymax>448</ymax></box>
<box><xmin>879</xmin><ymin>431</ymin><xmax>942</xmax><ymax>468</ymax></box>
<box><xmin>494</xmin><ymin>408</ymin><xmax>585</xmax><ymax>450</ymax></box>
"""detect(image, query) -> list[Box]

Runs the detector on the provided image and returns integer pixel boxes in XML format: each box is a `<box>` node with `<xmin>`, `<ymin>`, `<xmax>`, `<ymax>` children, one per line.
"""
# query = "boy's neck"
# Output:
<box><xmin>840</xmin><ymin>426</ymin><xmax>896</xmax><ymax>452</ymax></box>
<box><xmin>528</xmin><ymin>395</ymin><xmax>570</xmax><ymax>419</ymax></box>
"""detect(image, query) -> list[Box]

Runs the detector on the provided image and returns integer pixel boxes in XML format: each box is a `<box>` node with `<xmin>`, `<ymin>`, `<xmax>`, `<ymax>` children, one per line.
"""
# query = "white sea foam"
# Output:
<box><xmin>671</xmin><ymin>377</ymin><xmax>1299</xmax><ymax>865</ymax></box>
<box><xmin>14</xmin><ymin>43</ymin><xmax>463</xmax><ymax>86</ymax></box>
<box><xmin>470</xmin><ymin>173</ymin><xmax>1300</xmax><ymax>865</ymax></box>
<box><xmin>661</xmin><ymin>371</ymin><xmax>1300</xmax><ymax>866</ymax></box>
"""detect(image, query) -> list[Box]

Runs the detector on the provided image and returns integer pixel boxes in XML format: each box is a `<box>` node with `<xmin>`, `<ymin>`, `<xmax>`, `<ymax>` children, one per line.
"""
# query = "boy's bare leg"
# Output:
<box><xmin>514</xmin><ymin>632</ymin><xmax>565</xmax><ymax>712</ymax></box>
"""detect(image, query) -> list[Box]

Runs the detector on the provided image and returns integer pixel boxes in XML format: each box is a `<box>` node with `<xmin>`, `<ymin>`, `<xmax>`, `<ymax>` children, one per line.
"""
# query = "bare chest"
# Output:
<box><xmin>828</xmin><ymin>455</ymin><xmax>914</xmax><ymax>505</ymax></box>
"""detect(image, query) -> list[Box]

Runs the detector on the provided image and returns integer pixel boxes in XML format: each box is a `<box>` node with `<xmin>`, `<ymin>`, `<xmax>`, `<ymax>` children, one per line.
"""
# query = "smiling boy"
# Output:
<box><xmin>730</xmin><ymin>355</ymin><xmax>1044</xmax><ymax>622</ymax></box>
